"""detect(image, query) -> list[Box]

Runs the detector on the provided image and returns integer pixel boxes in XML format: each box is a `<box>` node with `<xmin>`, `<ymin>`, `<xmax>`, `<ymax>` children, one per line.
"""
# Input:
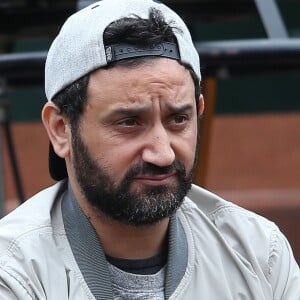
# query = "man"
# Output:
<box><xmin>0</xmin><ymin>0</ymin><xmax>299</xmax><ymax>299</ymax></box>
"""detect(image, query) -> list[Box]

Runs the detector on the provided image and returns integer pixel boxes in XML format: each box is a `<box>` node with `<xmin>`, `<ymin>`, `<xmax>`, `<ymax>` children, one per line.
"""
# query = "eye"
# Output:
<box><xmin>114</xmin><ymin>117</ymin><xmax>142</xmax><ymax>134</ymax></box>
<box><xmin>117</xmin><ymin>118</ymin><xmax>139</xmax><ymax>127</ymax></box>
<box><xmin>167</xmin><ymin>114</ymin><xmax>190</xmax><ymax>131</ymax></box>
<box><xmin>173</xmin><ymin>115</ymin><xmax>188</xmax><ymax>124</ymax></box>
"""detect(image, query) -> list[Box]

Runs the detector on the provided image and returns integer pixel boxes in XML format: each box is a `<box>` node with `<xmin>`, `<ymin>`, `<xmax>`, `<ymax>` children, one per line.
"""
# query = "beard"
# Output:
<box><xmin>71</xmin><ymin>127</ymin><xmax>195</xmax><ymax>226</ymax></box>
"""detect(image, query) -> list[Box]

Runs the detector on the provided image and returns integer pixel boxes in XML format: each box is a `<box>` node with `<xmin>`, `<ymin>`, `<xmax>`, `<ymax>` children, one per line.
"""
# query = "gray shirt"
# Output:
<box><xmin>107</xmin><ymin>263</ymin><xmax>165</xmax><ymax>300</ymax></box>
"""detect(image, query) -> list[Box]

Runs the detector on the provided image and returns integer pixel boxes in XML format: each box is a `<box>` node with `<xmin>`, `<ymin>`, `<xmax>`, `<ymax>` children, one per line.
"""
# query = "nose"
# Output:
<box><xmin>141</xmin><ymin>124</ymin><xmax>175</xmax><ymax>167</ymax></box>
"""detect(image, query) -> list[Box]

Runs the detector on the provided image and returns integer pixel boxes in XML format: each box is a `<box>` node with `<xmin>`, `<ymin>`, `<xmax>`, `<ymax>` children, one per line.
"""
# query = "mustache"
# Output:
<box><xmin>125</xmin><ymin>160</ymin><xmax>187</xmax><ymax>178</ymax></box>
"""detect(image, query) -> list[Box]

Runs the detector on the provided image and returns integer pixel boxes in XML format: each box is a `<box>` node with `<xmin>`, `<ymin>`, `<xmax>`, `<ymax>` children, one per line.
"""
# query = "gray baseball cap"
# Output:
<box><xmin>45</xmin><ymin>0</ymin><xmax>201</xmax><ymax>101</ymax></box>
<box><xmin>45</xmin><ymin>0</ymin><xmax>201</xmax><ymax>180</ymax></box>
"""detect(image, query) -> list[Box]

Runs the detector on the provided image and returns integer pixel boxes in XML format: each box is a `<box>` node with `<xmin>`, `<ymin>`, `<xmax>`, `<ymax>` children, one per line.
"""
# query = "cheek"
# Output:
<box><xmin>77</xmin><ymin>119</ymin><xmax>140</xmax><ymax>181</ymax></box>
<box><xmin>81</xmin><ymin>118</ymin><xmax>198</xmax><ymax>177</ymax></box>
<box><xmin>172</xmin><ymin>130</ymin><xmax>198</xmax><ymax>168</ymax></box>
<box><xmin>94</xmin><ymin>140</ymin><xmax>140</xmax><ymax>179</ymax></box>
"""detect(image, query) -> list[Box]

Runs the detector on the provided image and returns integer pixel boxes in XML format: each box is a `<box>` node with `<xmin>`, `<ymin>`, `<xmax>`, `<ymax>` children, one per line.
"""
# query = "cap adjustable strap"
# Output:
<box><xmin>105</xmin><ymin>42</ymin><xmax>180</xmax><ymax>63</ymax></box>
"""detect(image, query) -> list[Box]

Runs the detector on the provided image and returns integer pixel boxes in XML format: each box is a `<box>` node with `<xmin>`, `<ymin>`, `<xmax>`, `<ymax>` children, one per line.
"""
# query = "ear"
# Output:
<box><xmin>198</xmin><ymin>94</ymin><xmax>205</xmax><ymax>116</ymax></box>
<box><xmin>41</xmin><ymin>102</ymin><xmax>71</xmax><ymax>159</ymax></box>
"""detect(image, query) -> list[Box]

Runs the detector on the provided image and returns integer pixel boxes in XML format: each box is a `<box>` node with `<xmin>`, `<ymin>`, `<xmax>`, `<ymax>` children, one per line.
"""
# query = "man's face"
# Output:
<box><xmin>70</xmin><ymin>58</ymin><xmax>200</xmax><ymax>226</ymax></box>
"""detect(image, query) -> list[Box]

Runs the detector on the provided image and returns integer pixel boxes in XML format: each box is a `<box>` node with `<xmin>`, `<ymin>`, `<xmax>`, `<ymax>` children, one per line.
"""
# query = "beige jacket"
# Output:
<box><xmin>0</xmin><ymin>181</ymin><xmax>299</xmax><ymax>299</ymax></box>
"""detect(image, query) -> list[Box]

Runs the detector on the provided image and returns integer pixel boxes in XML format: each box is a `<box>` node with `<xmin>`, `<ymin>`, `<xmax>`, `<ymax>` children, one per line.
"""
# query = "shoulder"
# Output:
<box><xmin>183</xmin><ymin>184</ymin><xmax>278</xmax><ymax>241</ymax></box>
<box><xmin>182</xmin><ymin>184</ymin><xmax>283</xmax><ymax>265</ymax></box>
<box><xmin>0</xmin><ymin>181</ymin><xmax>67</xmax><ymax>261</ymax></box>
<box><xmin>0</xmin><ymin>181</ymin><xmax>68</xmax><ymax>298</ymax></box>
<box><xmin>179</xmin><ymin>184</ymin><xmax>300</xmax><ymax>298</ymax></box>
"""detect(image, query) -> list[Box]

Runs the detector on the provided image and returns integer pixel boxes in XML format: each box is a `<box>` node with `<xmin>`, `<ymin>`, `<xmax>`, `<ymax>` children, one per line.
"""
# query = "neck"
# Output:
<box><xmin>74</xmin><ymin>187</ymin><xmax>169</xmax><ymax>260</ymax></box>
<box><xmin>92</xmin><ymin>213</ymin><xmax>169</xmax><ymax>260</ymax></box>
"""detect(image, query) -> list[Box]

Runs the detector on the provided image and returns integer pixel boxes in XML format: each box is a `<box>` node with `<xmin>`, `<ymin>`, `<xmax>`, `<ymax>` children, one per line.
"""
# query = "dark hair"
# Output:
<box><xmin>52</xmin><ymin>8</ymin><xmax>200</xmax><ymax>127</ymax></box>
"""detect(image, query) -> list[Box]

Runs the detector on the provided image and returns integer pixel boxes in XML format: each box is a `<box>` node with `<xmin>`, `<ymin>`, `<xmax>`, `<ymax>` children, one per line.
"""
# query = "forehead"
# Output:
<box><xmin>86</xmin><ymin>58</ymin><xmax>195</xmax><ymax>110</ymax></box>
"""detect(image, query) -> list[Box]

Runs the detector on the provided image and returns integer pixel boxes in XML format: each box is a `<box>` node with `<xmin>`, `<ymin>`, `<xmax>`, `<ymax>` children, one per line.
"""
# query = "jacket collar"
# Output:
<box><xmin>62</xmin><ymin>185</ymin><xmax>188</xmax><ymax>299</ymax></box>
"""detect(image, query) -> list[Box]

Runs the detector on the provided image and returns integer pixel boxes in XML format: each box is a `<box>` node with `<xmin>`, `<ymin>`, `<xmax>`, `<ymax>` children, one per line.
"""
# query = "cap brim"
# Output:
<box><xmin>49</xmin><ymin>142</ymin><xmax>68</xmax><ymax>181</ymax></box>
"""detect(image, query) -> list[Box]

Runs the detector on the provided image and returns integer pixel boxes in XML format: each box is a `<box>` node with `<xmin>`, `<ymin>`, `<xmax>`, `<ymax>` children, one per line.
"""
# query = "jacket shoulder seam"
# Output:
<box><xmin>1</xmin><ymin>225</ymin><xmax>53</xmax><ymax>259</ymax></box>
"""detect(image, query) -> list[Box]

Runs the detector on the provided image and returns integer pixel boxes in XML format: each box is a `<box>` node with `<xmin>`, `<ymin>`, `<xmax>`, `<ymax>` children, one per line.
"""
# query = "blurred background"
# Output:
<box><xmin>0</xmin><ymin>0</ymin><xmax>299</xmax><ymax>261</ymax></box>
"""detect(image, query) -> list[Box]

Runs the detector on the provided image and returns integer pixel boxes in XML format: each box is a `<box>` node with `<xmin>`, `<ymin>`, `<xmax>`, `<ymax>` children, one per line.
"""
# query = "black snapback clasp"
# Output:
<box><xmin>105</xmin><ymin>42</ymin><xmax>180</xmax><ymax>63</ymax></box>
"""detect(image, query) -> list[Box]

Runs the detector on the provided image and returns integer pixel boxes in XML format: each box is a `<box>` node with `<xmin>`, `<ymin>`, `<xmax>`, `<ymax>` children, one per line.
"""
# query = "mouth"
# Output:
<box><xmin>134</xmin><ymin>172</ymin><xmax>177</xmax><ymax>186</ymax></box>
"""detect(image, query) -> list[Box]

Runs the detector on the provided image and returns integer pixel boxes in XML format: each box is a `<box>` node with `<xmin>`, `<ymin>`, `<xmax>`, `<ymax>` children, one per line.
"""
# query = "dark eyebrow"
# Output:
<box><xmin>164</xmin><ymin>103</ymin><xmax>194</xmax><ymax>114</ymax></box>
<box><xmin>108</xmin><ymin>107</ymin><xmax>148</xmax><ymax>118</ymax></box>
<box><xmin>106</xmin><ymin>103</ymin><xmax>194</xmax><ymax>119</ymax></box>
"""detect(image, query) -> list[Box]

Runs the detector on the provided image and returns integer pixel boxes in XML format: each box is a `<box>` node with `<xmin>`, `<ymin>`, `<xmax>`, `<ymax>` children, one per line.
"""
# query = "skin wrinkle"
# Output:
<box><xmin>81</xmin><ymin>61</ymin><xmax>197</xmax><ymax>156</ymax></box>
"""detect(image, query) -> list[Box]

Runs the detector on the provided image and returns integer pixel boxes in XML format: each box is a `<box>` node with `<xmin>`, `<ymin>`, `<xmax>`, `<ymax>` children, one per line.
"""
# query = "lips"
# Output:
<box><xmin>134</xmin><ymin>172</ymin><xmax>176</xmax><ymax>186</ymax></box>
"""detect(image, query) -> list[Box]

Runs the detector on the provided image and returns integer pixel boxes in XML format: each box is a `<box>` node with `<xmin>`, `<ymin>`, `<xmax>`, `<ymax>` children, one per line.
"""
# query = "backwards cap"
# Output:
<box><xmin>45</xmin><ymin>0</ymin><xmax>201</xmax><ymax>180</ymax></box>
<box><xmin>45</xmin><ymin>0</ymin><xmax>200</xmax><ymax>100</ymax></box>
